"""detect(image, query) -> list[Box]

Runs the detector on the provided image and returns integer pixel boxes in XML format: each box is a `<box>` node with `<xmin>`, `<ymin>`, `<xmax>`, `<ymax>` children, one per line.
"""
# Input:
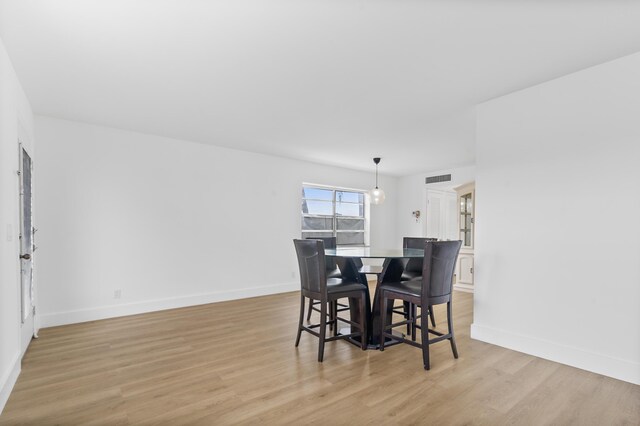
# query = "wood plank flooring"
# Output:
<box><xmin>1</xmin><ymin>289</ymin><xmax>639</xmax><ymax>425</ymax></box>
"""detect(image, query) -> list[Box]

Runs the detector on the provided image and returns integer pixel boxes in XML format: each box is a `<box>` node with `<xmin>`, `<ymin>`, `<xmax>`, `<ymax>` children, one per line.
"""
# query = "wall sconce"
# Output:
<box><xmin>412</xmin><ymin>210</ymin><xmax>421</xmax><ymax>222</ymax></box>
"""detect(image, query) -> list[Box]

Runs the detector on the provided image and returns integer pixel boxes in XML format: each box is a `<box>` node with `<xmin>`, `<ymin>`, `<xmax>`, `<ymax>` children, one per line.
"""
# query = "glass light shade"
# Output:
<box><xmin>370</xmin><ymin>187</ymin><xmax>385</xmax><ymax>205</ymax></box>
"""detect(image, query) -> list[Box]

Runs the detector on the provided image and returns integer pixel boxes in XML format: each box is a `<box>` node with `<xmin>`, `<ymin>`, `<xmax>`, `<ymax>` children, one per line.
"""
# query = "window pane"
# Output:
<box><xmin>336</xmin><ymin>191</ymin><xmax>363</xmax><ymax>204</ymax></box>
<box><xmin>336</xmin><ymin>202</ymin><xmax>364</xmax><ymax>217</ymax></box>
<box><xmin>301</xmin><ymin>186</ymin><xmax>368</xmax><ymax>247</ymax></box>
<box><xmin>302</xmin><ymin>232</ymin><xmax>334</xmax><ymax>240</ymax></box>
<box><xmin>337</xmin><ymin>232</ymin><xmax>365</xmax><ymax>245</ymax></box>
<box><xmin>302</xmin><ymin>187</ymin><xmax>333</xmax><ymax>201</ymax></box>
<box><xmin>302</xmin><ymin>200</ymin><xmax>333</xmax><ymax>215</ymax></box>
<box><xmin>302</xmin><ymin>216</ymin><xmax>333</xmax><ymax>231</ymax></box>
<box><xmin>337</xmin><ymin>218</ymin><xmax>365</xmax><ymax>231</ymax></box>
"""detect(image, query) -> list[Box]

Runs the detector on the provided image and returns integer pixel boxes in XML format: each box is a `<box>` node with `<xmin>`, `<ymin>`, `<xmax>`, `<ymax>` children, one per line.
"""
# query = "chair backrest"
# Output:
<box><xmin>294</xmin><ymin>239</ymin><xmax>327</xmax><ymax>295</ymax></box>
<box><xmin>305</xmin><ymin>236</ymin><xmax>338</xmax><ymax>272</ymax></box>
<box><xmin>421</xmin><ymin>240</ymin><xmax>462</xmax><ymax>305</ymax></box>
<box><xmin>403</xmin><ymin>237</ymin><xmax>438</xmax><ymax>274</ymax></box>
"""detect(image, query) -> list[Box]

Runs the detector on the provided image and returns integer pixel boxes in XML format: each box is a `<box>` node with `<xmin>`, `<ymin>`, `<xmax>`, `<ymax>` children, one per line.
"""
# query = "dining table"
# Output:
<box><xmin>324</xmin><ymin>247</ymin><xmax>424</xmax><ymax>348</ymax></box>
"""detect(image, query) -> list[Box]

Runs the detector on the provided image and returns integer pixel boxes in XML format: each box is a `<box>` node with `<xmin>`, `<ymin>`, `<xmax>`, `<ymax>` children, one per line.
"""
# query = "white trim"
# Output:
<box><xmin>453</xmin><ymin>283</ymin><xmax>474</xmax><ymax>293</ymax></box>
<box><xmin>40</xmin><ymin>282</ymin><xmax>299</xmax><ymax>328</ymax></box>
<box><xmin>0</xmin><ymin>352</ymin><xmax>21</xmax><ymax>415</ymax></box>
<box><xmin>470</xmin><ymin>323</ymin><xmax>640</xmax><ymax>385</ymax></box>
<box><xmin>302</xmin><ymin>181</ymin><xmax>368</xmax><ymax>194</ymax></box>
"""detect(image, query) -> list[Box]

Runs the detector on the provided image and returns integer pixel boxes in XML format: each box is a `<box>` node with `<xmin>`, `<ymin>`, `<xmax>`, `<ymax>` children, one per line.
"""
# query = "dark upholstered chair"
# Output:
<box><xmin>379</xmin><ymin>240</ymin><xmax>462</xmax><ymax>370</ymax></box>
<box><xmin>305</xmin><ymin>237</ymin><xmax>344</xmax><ymax>325</ymax></box>
<box><xmin>397</xmin><ymin>237</ymin><xmax>438</xmax><ymax>329</ymax></box>
<box><xmin>294</xmin><ymin>239</ymin><xmax>368</xmax><ymax>362</ymax></box>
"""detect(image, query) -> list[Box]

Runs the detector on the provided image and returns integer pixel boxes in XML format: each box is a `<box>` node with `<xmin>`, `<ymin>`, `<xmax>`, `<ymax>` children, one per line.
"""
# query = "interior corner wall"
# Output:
<box><xmin>472</xmin><ymin>53</ymin><xmax>640</xmax><ymax>385</ymax></box>
<box><xmin>34</xmin><ymin>116</ymin><xmax>398</xmax><ymax>327</ymax></box>
<box><xmin>0</xmin><ymin>38</ymin><xmax>35</xmax><ymax>413</ymax></box>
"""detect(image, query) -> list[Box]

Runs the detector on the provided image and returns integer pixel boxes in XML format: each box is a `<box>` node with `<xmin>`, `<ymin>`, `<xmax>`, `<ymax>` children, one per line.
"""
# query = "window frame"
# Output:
<box><xmin>301</xmin><ymin>183</ymin><xmax>370</xmax><ymax>247</ymax></box>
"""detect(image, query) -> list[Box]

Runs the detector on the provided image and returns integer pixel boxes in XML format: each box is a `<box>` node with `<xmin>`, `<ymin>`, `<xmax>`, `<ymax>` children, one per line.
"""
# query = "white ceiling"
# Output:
<box><xmin>1</xmin><ymin>1</ymin><xmax>639</xmax><ymax>176</ymax></box>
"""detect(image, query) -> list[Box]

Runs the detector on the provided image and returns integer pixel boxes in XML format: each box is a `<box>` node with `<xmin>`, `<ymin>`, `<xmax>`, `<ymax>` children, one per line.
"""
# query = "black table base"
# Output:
<box><xmin>336</xmin><ymin>257</ymin><xmax>407</xmax><ymax>349</ymax></box>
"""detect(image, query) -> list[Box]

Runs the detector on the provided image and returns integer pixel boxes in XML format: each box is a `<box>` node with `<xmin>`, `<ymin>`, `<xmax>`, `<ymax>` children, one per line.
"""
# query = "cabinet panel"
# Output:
<box><xmin>458</xmin><ymin>254</ymin><xmax>474</xmax><ymax>284</ymax></box>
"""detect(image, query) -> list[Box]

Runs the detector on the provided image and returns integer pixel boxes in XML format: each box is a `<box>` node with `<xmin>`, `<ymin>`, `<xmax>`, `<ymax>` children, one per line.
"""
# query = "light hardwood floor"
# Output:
<box><xmin>1</xmin><ymin>289</ymin><xmax>639</xmax><ymax>425</ymax></box>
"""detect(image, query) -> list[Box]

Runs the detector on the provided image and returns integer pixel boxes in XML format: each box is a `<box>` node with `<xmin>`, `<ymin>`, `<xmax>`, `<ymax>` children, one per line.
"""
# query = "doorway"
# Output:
<box><xmin>19</xmin><ymin>143</ymin><xmax>35</xmax><ymax>354</ymax></box>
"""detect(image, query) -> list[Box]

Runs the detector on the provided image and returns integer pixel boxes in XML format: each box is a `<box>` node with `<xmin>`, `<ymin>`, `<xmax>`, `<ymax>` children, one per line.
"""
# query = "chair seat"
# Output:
<box><xmin>327</xmin><ymin>279</ymin><xmax>367</xmax><ymax>295</ymax></box>
<box><xmin>400</xmin><ymin>271</ymin><xmax>421</xmax><ymax>281</ymax></box>
<box><xmin>379</xmin><ymin>279</ymin><xmax>421</xmax><ymax>298</ymax></box>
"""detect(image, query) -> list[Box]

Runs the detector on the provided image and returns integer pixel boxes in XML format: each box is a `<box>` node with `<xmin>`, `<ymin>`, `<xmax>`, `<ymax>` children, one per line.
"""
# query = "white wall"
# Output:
<box><xmin>395</xmin><ymin>165</ymin><xmax>475</xmax><ymax>240</ymax></box>
<box><xmin>0</xmin><ymin>38</ymin><xmax>34</xmax><ymax>413</ymax></box>
<box><xmin>35</xmin><ymin>116</ymin><xmax>398</xmax><ymax>327</ymax></box>
<box><xmin>473</xmin><ymin>53</ymin><xmax>640</xmax><ymax>384</ymax></box>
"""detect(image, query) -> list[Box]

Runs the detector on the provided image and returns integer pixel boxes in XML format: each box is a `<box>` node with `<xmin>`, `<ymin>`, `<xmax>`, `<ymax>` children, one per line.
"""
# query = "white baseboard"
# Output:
<box><xmin>0</xmin><ymin>352</ymin><xmax>21</xmax><ymax>415</ymax></box>
<box><xmin>471</xmin><ymin>323</ymin><xmax>640</xmax><ymax>385</ymax></box>
<box><xmin>453</xmin><ymin>283</ymin><xmax>474</xmax><ymax>293</ymax></box>
<box><xmin>41</xmin><ymin>282</ymin><xmax>299</xmax><ymax>328</ymax></box>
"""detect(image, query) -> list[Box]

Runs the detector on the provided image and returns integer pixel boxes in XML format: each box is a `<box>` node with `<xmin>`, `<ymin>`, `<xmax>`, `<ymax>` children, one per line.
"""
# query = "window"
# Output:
<box><xmin>301</xmin><ymin>185</ymin><xmax>369</xmax><ymax>246</ymax></box>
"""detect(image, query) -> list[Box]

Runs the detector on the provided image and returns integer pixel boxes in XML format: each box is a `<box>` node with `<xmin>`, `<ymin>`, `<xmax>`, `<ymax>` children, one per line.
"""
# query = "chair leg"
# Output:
<box><xmin>404</xmin><ymin>301</ymin><xmax>411</xmax><ymax>334</ymax></box>
<box><xmin>328</xmin><ymin>300</ymin><xmax>333</xmax><ymax>332</ymax></box>
<box><xmin>318</xmin><ymin>301</ymin><xmax>327</xmax><ymax>362</ymax></box>
<box><xmin>331</xmin><ymin>300</ymin><xmax>338</xmax><ymax>336</ymax></box>
<box><xmin>359</xmin><ymin>295</ymin><xmax>367</xmax><ymax>350</ymax></box>
<box><xmin>306</xmin><ymin>300</ymin><xmax>313</xmax><ymax>321</ymax></box>
<box><xmin>429</xmin><ymin>305</ymin><xmax>436</xmax><ymax>328</ymax></box>
<box><xmin>421</xmin><ymin>309</ymin><xmax>430</xmax><ymax>370</ymax></box>
<box><xmin>379</xmin><ymin>294</ymin><xmax>388</xmax><ymax>352</ymax></box>
<box><xmin>411</xmin><ymin>304</ymin><xmax>417</xmax><ymax>342</ymax></box>
<box><xmin>447</xmin><ymin>301</ymin><xmax>459</xmax><ymax>359</ymax></box>
<box><xmin>295</xmin><ymin>294</ymin><xmax>306</xmax><ymax>347</ymax></box>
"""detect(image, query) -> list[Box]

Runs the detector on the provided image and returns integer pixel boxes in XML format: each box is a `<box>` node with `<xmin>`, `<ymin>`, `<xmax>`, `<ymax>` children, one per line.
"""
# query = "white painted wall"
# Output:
<box><xmin>395</xmin><ymin>165</ymin><xmax>475</xmax><ymax>241</ymax></box>
<box><xmin>473</xmin><ymin>53</ymin><xmax>640</xmax><ymax>384</ymax></box>
<box><xmin>0</xmin><ymin>38</ymin><xmax>34</xmax><ymax>413</ymax></box>
<box><xmin>35</xmin><ymin>116</ymin><xmax>398</xmax><ymax>327</ymax></box>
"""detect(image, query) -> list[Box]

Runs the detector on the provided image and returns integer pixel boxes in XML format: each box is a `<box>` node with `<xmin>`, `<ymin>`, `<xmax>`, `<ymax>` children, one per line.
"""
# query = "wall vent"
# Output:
<box><xmin>425</xmin><ymin>174</ymin><xmax>452</xmax><ymax>184</ymax></box>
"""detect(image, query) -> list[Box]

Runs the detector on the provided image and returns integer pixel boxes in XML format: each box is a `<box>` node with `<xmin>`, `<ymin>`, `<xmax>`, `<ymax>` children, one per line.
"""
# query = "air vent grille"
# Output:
<box><xmin>425</xmin><ymin>174</ymin><xmax>452</xmax><ymax>184</ymax></box>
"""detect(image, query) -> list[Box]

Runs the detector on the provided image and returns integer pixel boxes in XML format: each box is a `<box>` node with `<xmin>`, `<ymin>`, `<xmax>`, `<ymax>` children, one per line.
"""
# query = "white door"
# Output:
<box><xmin>426</xmin><ymin>189</ymin><xmax>458</xmax><ymax>240</ymax></box>
<box><xmin>19</xmin><ymin>145</ymin><xmax>35</xmax><ymax>354</ymax></box>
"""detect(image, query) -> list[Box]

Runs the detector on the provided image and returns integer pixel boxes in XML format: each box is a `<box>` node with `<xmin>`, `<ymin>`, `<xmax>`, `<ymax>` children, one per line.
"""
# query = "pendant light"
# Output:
<box><xmin>370</xmin><ymin>157</ymin><xmax>385</xmax><ymax>205</ymax></box>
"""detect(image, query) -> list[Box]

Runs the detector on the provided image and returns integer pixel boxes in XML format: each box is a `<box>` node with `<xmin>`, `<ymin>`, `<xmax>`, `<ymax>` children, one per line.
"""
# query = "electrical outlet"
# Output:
<box><xmin>114</xmin><ymin>289</ymin><xmax>122</xmax><ymax>299</ymax></box>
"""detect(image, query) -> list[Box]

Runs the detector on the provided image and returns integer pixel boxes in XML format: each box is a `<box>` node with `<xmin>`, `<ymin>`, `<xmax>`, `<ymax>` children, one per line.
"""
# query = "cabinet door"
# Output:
<box><xmin>458</xmin><ymin>191</ymin><xmax>474</xmax><ymax>249</ymax></box>
<box><xmin>458</xmin><ymin>255</ymin><xmax>474</xmax><ymax>284</ymax></box>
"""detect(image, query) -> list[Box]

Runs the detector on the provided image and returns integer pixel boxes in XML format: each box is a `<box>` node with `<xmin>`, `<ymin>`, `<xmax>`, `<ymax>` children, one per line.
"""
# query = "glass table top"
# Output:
<box><xmin>324</xmin><ymin>247</ymin><xmax>424</xmax><ymax>258</ymax></box>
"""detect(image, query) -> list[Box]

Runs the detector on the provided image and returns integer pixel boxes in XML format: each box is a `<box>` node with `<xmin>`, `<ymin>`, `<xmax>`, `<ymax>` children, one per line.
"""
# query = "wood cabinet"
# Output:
<box><xmin>454</xmin><ymin>182</ymin><xmax>475</xmax><ymax>292</ymax></box>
